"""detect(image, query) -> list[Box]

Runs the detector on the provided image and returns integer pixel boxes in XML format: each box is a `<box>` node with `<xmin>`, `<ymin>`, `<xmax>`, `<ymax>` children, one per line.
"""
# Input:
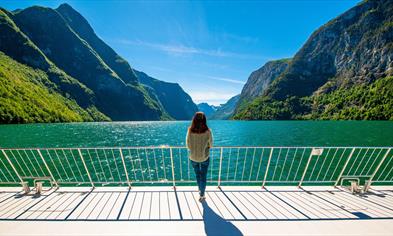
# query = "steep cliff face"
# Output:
<box><xmin>136</xmin><ymin>71</ymin><xmax>198</xmax><ymax>120</ymax></box>
<box><xmin>234</xmin><ymin>0</ymin><xmax>393</xmax><ymax>120</ymax></box>
<box><xmin>56</xmin><ymin>3</ymin><xmax>139</xmax><ymax>85</ymax></box>
<box><xmin>235</xmin><ymin>59</ymin><xmax>290</xmax><ymax>114</ymax></box>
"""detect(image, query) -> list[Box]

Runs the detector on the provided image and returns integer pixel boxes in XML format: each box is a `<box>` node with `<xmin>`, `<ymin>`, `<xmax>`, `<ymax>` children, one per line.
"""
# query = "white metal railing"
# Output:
<box><xmin>0</xmin><ymin>146</ymin><xmax>392</xmax><ymax>188</ymax></box>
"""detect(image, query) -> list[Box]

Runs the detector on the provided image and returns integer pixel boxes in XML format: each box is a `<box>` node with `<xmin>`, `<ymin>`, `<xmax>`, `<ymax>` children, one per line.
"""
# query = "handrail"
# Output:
<box><xmin>1</xmin><ymin>146</ymin><xmax>393</xmax><ymax>150</ymax></box>
<box><xmin>0</xmin><ymin>146</ymin><xmax>392</xmax><ymax>188</ymax></box>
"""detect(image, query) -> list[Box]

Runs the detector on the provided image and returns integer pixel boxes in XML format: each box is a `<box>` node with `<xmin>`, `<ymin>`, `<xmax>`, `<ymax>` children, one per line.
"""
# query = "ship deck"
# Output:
<box><xmin>1</xmin><ymin>185</ymin><xmax>393</xmax><ymax>235</ymax></box>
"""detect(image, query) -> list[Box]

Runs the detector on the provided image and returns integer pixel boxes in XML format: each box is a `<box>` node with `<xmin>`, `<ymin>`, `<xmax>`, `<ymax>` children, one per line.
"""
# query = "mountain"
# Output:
<box><xmin>197</xmin><ymin>103</ymin><xmax>217</xmax><ymax>117</ymax></box>
<box><xmin>135</xmin><ymin>71</ymin><xmax>198</xmax><ymax>120</ymax></box>
<box><xmin>234</xmin><ymin>0</ymin><xmax>393</xmax><ymax>120</ymax></box>
<box><xmin>0</xmin><ymin>4</ymin><xmax>196</xmax><ymax>123</ymax></box>
<box><xmin>234</xmin><ymin>59</ymin><xmax>290</xmax><ymax>115</ymax></box>
<box><xmin>0</xmin><ymin>51</ymin><xmax>107</xmax><ymax>123</ymax></box>
<box><xmin>210</xmin><ymin>95</ymin><xmax>240</xmax><ymax>120</ymax></box>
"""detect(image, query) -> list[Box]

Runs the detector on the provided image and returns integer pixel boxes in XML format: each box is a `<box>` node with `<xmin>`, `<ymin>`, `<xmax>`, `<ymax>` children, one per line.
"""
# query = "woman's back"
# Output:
<box><xmin>186</xmin><ymin>129</ymin><xmax>212</xmax><ymax>162</ymax></box>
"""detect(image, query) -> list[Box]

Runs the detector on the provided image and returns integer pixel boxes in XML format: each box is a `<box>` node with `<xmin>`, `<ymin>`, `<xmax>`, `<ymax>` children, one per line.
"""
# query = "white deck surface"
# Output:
<box><xmin>1</xmin><ymin>186</ymin><xmax>393</xmax><ymax>235</ymax></box>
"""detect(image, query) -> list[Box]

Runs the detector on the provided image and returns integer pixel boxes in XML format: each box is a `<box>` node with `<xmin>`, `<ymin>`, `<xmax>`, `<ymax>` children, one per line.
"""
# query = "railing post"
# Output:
<box><xmin>218</xmin><ymin>147</ymin><xmax>223</xmax><ymax>188</ymax></box>
<box><xmin>1</xmin><ymin>149</ymin><xmax>24</xmax><ymax>185</ymax></box>
<box><xmin>169</xmin><ymin>147</ymin><xmax>176</xmax><ymax>189</ymax></box>
<box><xmin>37</xmin><ymin>149</ymin><xmax>58</xmax><ymax>187</ymax></box>
<box><xmin>78</xmin><ymin>148</ymin><xmax>94</xmax><ymax>188</ymax></box>
<box><xmin>119</xmin><ymin>148</ymin><xmax>131</xmax><ymax>188</ymax></box>
<box><xmin>368</xmin><ymin>148</ymin><xmax>391</xmax><ymax>185</ymax></box>
<box><xmin>298</xmin><ymin>150</ymin><xmax>314</xmax><ymax>188</ymax></box>
<box><xmin>334</xmin><ymin>148</ymin><xmax>355</xmax><ymax>187</ymax></box>
<box><xmin>262</xmin><ymin>148</ymin><xmax>274</xmax><ymax>188</ymax></box>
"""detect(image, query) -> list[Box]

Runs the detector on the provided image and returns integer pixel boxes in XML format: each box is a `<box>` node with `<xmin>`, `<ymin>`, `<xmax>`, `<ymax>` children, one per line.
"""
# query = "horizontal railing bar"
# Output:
<box><xmin>341</xmin><ymin>175</ymin><xmax>372</xmax><ymax>178</ymax></box>
<box><xmin>1</xmin><ymin>146</ymin><xmax>392</xmax><ymax>151</ymax></box>
<box><xmin>19</xmin><ymin>176</ymin><xmax>52</xmax><ymax>179</ymax></box>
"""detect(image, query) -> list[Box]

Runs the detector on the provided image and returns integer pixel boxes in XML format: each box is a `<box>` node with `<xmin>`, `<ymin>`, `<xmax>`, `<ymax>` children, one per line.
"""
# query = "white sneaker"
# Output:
<box><xmin>199</xmin><ymin>195</ymin><xmax>206</xmax><ymax>202</ymax></box>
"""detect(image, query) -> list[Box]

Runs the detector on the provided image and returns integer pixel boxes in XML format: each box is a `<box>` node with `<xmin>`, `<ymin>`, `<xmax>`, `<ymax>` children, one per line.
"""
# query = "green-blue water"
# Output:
<box><xmin>0</xmin><ymin>121</ymin><xmax>392</xmax><ymax>148</ymax></box>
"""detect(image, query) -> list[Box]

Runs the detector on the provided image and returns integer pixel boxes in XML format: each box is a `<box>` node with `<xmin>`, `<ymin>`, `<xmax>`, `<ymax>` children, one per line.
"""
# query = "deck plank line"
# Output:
<box><xmin>55</xmin><ymin>193</ymin><xmax>87</xmax><ymax>220</ymax></box>
<box><xmin>214</xmin><ymin>191</ymin><xmax>244</xmax><ymax>219</ymax></box>
<box><xmin>268</xmin><ymin>191</ymin><xmax>311</xmax><ymax>219</ymax></box>
<box><xmin>329</xmin><ymin>192</ymin><xmax>391</xmax><ymax>217</ymax></box>
<box><xmin>65</xmin><ymin>189</ymin><xmax>93</xmax><ymax>220</ymax></box>
<box><xmin>227</xmin><ymin>191</ymin><xmax>257</xmax><ymax>219</ymax></box>
<box><xmin>105</xmin><ymin>192</ymin><xmax>122</xmax><ymax>219</ymax></box>
<box><xmin>116</xmin><ymin>189</ymin><xmax>130</xmax><ymax>220</ymax></box>
<box><xmin>173</xmin><ymin>189</ymin><xmax>183</xmax><ymax>220</ymax></box>
<box><xmin>0</xmin><ymin>192</ymin><xmax>22</xmax><ymax>204</ymax></box>
<box><xmin>150</xmin><ymin>192</ymin><xmax>160</xmax><ymax>219</ymax></box>
<box><xmin>235</xmin><ymin>191</ymin><xmax>267</xmax><ymax>219</ymax></box>
<box><xmin>185</xmin><ymin>191</ymin><xmax>202</xmax><ymax>219</ymax></box>
<box><xmin>126</xmin><ymin>192</ymin><xmax>137</xmax><ymax>219</ymax></box>
<box><xmin>183</xmin><ymin>192</ymin><xmax>195</xmax><ymax>219</ymax></box>
<box><xmin>226</xmin><ymin>191</ymin><xmax>253</xmax><ymax>219</ymax></box>
<box><xmin>220</xmin><ymin>189</ymin><xmax>248</xmax><ymax>220</ymax></box>
<box><xmin>97</xmin><ymin>192</ymin><xmax>114</xmax><ymax>219</ymax></box>
<box><xmin>85</xmin><ymin>192</ymin><xmax>107</xmax><ymax>219</ymax></box>
<box><xmin>0</xmin><ymin>195</ymin><xmax>32</xmax><ymax>218</ymax></box>
<box><xmin>17</xmin><ymin>192</ymin><xmax>61</xmax><ymax>219</ymax></box>
<box><xmin>310</xmin><ymin>191</ymin><xmax>361</xmax><ymax>218</ymax></box>
<box><xmin>166</xmin><ymin>192</ymin><xmax>171</xmax><ymax>219</ymax></box>
<box><xmin>341</xmin><ymin>190</ymin><xmax>393</xmax><ymax>213</ymax></box>
<box><xmin>252</xmin><ymin>192</ymin><xmax>289</xmax><ymax>219</ymax></box>
<box><xmin>297</xmin><ymin>191</ymin><xmax>353</xmax><ymax>219</ymax></box>
<box><xmin>265</xmin><ymin>192</ymin><xmax>307</xmax><ymax>219</ymax></box>
<box><xmin>137</xmin><ymin>192</ymin><xmax>146</xmax><ymax>219</ymax></box>
<box><xmin>245</xmin><ymin>192</ymin><xmax>277</xmax><ymax>219</ymax></box>
<box><xmin>45</xmin><ymin>193</ymin><xmax>77</xmax><ymax>219</ymax></box>
<box><xmin>209</xmin><ymin>191</ymin><xmax>233</xmax><ymax>219</ymax></box>
<box><xmin>206</xmin><ymin>192</ymin><xmax>226</xmax><ymax>218</ymax></box>
<box><xmin>13</xmin><ymin>190</ymin><xmax>57</xmax><ymax>219</ymax></box>
<box><xmin>71</xmin><ymin>192</ymin><xmax>100</xmax><ymax>219</ymax></box>
<box><xmin>286</xmin><ymin>192</ymin><xmax>330</xmax><ymax>218</ymax></box>
<box><xmin>286</xmin><ymin>192</ymin><xmax>332</xmax><ymax>219</ymax></box>
<box><xmin>213</xmin><ymin>191</ymin><xmax>236</xmax><ymax>219</ymax></box>
<box><xmin>317</xmin><ymin>192</ymin><xmax>381</xmax><ymax>217</ymax></box>
<box><xmin>191</xmin><ymin>192</ymin><xmax>203</xmax><ymax>217</ymax></box>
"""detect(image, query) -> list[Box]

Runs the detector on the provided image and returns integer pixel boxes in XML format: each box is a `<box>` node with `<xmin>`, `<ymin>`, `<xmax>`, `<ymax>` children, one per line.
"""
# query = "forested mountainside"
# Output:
<box><xmin>197</xmin><ymin>95</ymin><xmax>240</xmax><ymax>120</ymax></box>
<box><xmin>233</xmin><ymin>0</ymin><xmax>393</xmax><ymax>120</ymax></box>
<box><xmin>0</xmin><ymin>4</ymin><xmax>197</xmax><ymax>123</ymax></box>
<box><xmin>197</xmin><ymin>103</ymin><xmax>217</xmax><ymax>117</ymax></box>
<box><xmin>210</xmin><ymin>95</ymin><xmax>240</xmax><ymax>120</ymax></box>
<box><xmin>136</xmin><ymin>71</ymin><xmax>198</xmax><ymax>120</ymax></box>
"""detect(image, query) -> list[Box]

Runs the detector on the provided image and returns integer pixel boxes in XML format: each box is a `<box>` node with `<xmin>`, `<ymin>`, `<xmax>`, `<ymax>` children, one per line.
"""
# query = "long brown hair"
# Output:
<box><xmin>189</xmin><ymin>112</ymin><xmax>209</xmax><ymax>134</ymax></box>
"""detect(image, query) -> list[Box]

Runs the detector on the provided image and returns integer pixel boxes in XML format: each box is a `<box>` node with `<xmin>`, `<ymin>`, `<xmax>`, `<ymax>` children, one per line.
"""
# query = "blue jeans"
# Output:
<box><xmin>191</xmin><ymin>158</ymin><xmax>210</xmax><ymax>197</ymax></box>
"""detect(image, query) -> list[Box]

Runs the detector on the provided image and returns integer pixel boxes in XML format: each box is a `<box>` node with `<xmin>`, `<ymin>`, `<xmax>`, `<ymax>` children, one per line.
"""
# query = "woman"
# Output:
<box><xmin>186</xmin><ymin>112</ymin><xmax>213</xmax><ymax>202</ymax></box>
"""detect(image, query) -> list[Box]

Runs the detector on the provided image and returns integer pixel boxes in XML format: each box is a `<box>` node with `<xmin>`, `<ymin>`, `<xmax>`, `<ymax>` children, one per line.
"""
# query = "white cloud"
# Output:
<box><xmin>207</xmin><ymin>76</ymin><xmax>245</xmax><ymax>85</ymax></box>
<box><xmin>189</xmin><ymin>91</ymin><xmax>238</xmax><ymax>106</ymax></box>
<box><xmin>117</xmin><ymin>39</ymin><xmax>263</xmax><ymax>59</ymax></box>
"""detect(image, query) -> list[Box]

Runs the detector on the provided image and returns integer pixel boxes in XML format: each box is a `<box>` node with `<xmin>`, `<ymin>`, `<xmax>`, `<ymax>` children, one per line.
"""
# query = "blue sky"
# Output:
<box><xmin>2</xmin><ymin>0</ymin><xmax>360</xmax><ymax>105</ymax></box>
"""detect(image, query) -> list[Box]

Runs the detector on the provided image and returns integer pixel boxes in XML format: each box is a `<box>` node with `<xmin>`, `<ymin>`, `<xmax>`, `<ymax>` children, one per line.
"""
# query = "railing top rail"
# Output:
<box><xmin>1</xmin><ymin>146</ymin><xmax>392</xmax><ymax>150</ymax></box>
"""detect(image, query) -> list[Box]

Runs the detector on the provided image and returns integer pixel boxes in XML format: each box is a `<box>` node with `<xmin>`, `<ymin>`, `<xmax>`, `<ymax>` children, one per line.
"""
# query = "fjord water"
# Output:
<box><xmin>0</xmin><ymin>121</ymin><xmax>392</xmax><ymax>148</ymax></box>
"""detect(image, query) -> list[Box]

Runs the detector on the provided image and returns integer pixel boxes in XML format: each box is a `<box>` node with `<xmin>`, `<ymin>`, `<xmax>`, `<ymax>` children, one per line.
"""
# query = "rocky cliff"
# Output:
<box><xmin>234</xmin><ymin>0</ymin><xmax>393</xmax><ymax>120</ymax></box>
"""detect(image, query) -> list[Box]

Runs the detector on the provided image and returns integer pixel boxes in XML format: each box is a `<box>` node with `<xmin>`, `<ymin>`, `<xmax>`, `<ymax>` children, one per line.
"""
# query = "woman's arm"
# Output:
<box><xmin>208</xmin><ymin>129</ymin><xmax>213</xmax><ymax>148</ymax></box>
<box><xmin>186</xmin><ymin>129</ymin><xmax>191</xmax><ymax>149</ymax></box>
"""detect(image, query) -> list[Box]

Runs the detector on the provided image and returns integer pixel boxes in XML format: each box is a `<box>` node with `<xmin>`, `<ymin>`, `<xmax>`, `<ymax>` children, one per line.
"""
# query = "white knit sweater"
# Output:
<box><xmin>186</xmin><ymin>129</ymin><xmax>213</xmax><ymax>162</ymax></box>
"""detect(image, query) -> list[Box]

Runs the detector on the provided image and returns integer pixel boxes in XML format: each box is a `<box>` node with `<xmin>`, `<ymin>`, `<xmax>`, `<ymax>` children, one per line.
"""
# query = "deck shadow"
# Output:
<box><xmin>202</xmin><ymin>201</ymin><xmax>243</xmax><ymax>236</ymax></box>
